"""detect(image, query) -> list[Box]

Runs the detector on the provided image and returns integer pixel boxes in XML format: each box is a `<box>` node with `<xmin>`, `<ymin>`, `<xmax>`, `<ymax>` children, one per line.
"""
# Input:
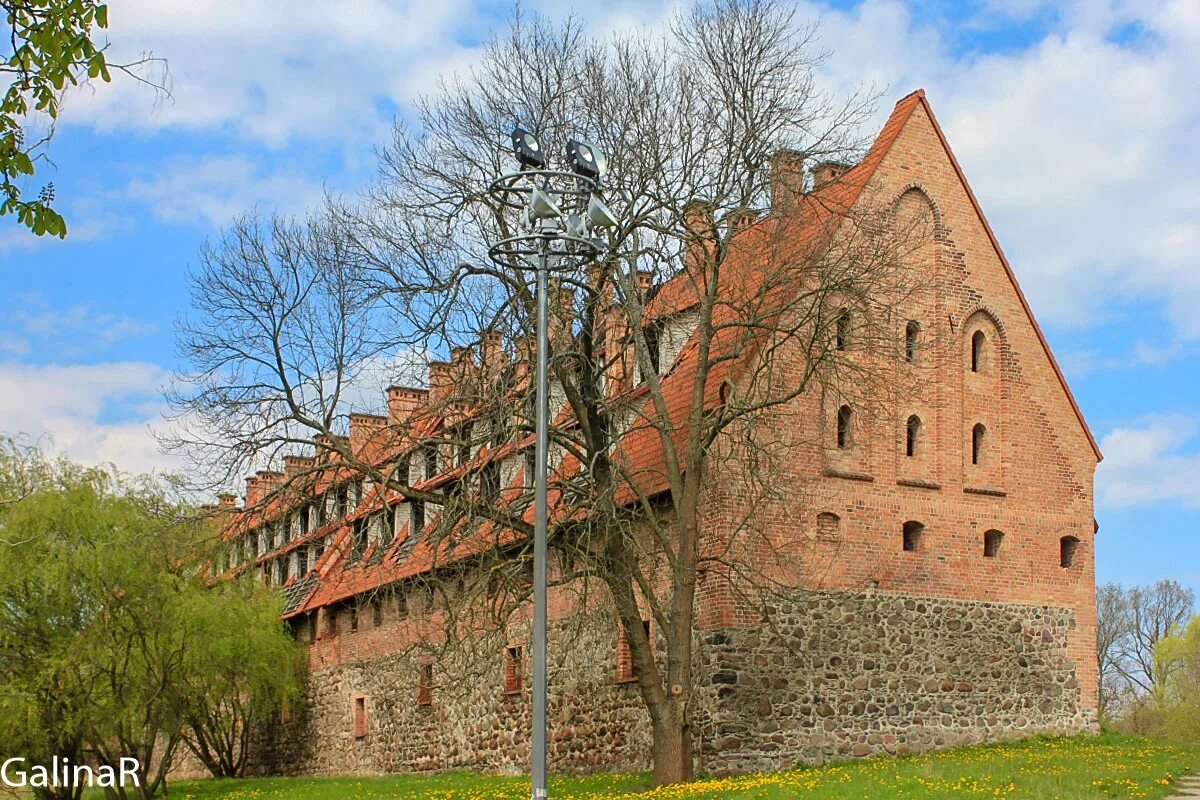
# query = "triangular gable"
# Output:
<box><xmin>890</xmin><ymin>90</ymin><xmax>1101</xmax><ymax>462</ymax></box>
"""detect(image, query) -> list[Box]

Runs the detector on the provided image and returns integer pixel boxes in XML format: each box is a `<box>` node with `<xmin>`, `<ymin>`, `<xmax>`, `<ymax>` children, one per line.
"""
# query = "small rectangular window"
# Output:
<box><xmin>372</xmin><ymin>598</ymin><xmax>383</xmax><ymax>627</ymax></box>
<box><xmin>424</xmin><ymin>444</ymin><xmax>438</xmax><ymax>480</ymax></box>
<box><xmin>504</xmin><ymin>646</ymin><xmax>523</xmax><ymax>695</ymax></box>
<box><xmin>349</xmin><ymin>605</ymin><xmax>359</xmax><ymax>633</ymax></box>
<box><xmin>397</xmin><ymin>589</ymin><xmax>409</xmax><ymax>619</ymax></box>
<box><xmin>325</xmin><ymin>608</ymin><xmax>339</xmax><ymax>637</ymax></box>
<box><xmin>418</xmin><ymin>663</ymin><xmax>434</xmax><ymax>706</ymax></box>
<box><xmin>411</xmin><ymin>501</ymin><xmax>425</xmax><ymax>536</ymax></box>
<box><xmin>353</xmin><ymin>696</ymin><xmax>367</xmax><ymax>738</ymax></box>
<box><xmin>616</xmin><ymin>620</ymin><xmax>651</xmax><ymax>684</ymax></box>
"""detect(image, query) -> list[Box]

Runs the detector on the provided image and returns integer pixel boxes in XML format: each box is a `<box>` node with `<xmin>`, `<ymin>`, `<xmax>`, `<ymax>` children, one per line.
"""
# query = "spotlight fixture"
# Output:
<box><xmin>586</xmin><ymin>194</ymin><xmax>617</xmax><ymax>229</ymax></box>
<box><xmin>566</xmin><ymin>139</ymin><xmax>606</xmax><ymax>182</ymax></box>
<box><xmin>512</xmin><ymin>125</ymin><xmax>546</xmax><ymax>170</ymax></box>
<box><xmin>526</xmin><ymin>185</ymin><xmax>563</xmax><ymax>225</ymax></box>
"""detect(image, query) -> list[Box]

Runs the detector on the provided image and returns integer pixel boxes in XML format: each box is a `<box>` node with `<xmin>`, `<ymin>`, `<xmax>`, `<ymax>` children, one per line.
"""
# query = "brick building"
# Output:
<box><xmin>215</xmin><ymin>90</ymin><xmax>1100</xmax><ymax>776</ymax></box>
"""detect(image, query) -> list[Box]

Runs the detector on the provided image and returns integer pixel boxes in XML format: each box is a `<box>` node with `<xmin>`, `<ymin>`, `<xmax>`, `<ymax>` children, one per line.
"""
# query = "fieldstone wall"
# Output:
<box><xmin>243</xmin><ymin>589</ymin><xmax>1095</xmax><ymax>778</ymax></box>
<box><xmin>694</xmin><ymin>589</ymin><xmax>1097</xmax><ymax>773</ymax></box>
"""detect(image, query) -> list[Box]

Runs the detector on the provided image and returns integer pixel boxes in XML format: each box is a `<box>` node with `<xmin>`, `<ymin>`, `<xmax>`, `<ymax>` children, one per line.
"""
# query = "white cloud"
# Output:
<box><xmin>12</xmin><ymin>303</ymin><xmax>156</xmax><ymax>347</ymax></box>
<box><xmin>124</xmin><ymin>155</ymin><xmax>324</xmax><ymax>227</ymax></box>
<box><xmin>0</xmin><ymin>361</ymin><xmax>179</xmax><ymax>475</ymax></box>
<box><xmin>813</xmin><ymin>0</ymin><xmax>1200</xmax><ymax>340</ymax></box>
<box><xmin>1096</xmin><ymin>415</ymin><xmax>1200</xmax><ymax>508</ymax></box>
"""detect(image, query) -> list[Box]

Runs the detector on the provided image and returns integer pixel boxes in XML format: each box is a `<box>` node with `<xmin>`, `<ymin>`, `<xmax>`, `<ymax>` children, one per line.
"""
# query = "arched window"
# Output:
<box><xmin>971</xmin><ymin>330</ymin><xmax>986</xmax><ymax>373</ymax></box>
<box><xmin>836</xmin><ymin>405</ymin><xmax>852</xmax><ymax>449</ymax></box>
<box><xmin>905</xmin><ymin>321</ymin><xmax>920</xmax><ymax>362</ymax></box>
<box><xmin>971</xmin><ymin>423</ymin><xmax>986</xmax><ymax>465</ymax></box>
<box><xmin>816</xmin><ymin>512</ymin><xmax>840</xmax><ymax>540</ymax></box>
<box><xmin>902</xmin><ymin>520</ymin><xmax>924</xmax><ymax>552</ymax></box>
<box><xmin>984</xmin><ymin>529</ymin><xmax>1003</xmax><ymax>558</ymax></box>
<box><xmin>1060</xmin><ymin>535</ymin><xmax>1080</xmax><ymax>568</ymax></box>
<box><xmin>906</xmin><ymin>415</ymin><xmax>921</xmax><ymax>457</ymax></box>
<box><xmin>835</xmin><ymin>310</ymin><xmax>850</xmax><ymax>350</ymax></box>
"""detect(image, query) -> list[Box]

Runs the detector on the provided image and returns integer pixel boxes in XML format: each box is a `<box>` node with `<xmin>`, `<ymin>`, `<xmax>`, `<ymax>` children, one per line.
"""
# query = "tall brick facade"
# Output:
<box><xmin>214</xmin><ymin>90</ymin><xmax>1100</xmax><ymax>778</ymax></box>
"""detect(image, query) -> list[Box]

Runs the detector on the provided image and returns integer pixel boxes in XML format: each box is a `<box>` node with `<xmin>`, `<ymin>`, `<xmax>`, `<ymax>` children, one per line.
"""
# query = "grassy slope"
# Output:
<box><xmin>158</xmin><ymin>734</ymin><xmax>1198</xmax><ymax>800</ymax></box>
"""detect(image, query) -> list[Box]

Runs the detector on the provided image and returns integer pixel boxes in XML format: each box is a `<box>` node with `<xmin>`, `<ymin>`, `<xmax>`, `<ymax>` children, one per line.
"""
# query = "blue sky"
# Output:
<box><xmin>1</xmin><ymin>0</ymin><xmax>1197</xmax><ymax>596</ymax></box>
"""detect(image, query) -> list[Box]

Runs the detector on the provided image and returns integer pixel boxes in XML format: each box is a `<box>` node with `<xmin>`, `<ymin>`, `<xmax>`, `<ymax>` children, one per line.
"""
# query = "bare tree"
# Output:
<box><xmin>168</xmin><ymin>1</ymin><xmax>932</xmax><ymax>786</ymax></box>
<box><xmin>1097</xmin><ymin>580</ymin><xmax>1195</xmax><ymax>718</ymax></box>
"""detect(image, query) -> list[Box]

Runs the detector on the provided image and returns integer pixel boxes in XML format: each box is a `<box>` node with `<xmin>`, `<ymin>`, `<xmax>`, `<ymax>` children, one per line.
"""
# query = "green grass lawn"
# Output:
<box><xmin>157</xmin><ymin>733</ymin><xmax>1198</xmax><ymax>800</ymax></box>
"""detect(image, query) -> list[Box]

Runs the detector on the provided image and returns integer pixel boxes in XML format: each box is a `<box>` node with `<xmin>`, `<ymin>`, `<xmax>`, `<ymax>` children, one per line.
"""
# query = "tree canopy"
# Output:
<box><xmin>0</xmin><ymin>438</ymin><xmax>299</xmax><ymax>799</ymax></box>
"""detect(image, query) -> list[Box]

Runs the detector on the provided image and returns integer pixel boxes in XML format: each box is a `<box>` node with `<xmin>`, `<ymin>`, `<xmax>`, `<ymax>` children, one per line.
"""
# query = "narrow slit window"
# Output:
<box><xmin>504</xmin><ymin>646</ymin><xmax>523</xmax><ymax>695</ymax></box>
<box><xmin>906</xmin><ymin>415</ymin><xmax>921</xmax><ymax>458</ymax></box>
<box><xmin>905</xmin><ymin>321</ymin><xmax>919</xmax><ymax>362</ymax></box>
<box><xmin>971</xmin><ymin>423</ymin><xmax>986</xmax><ymax>465</ymax></box>
<box><xmin>353</xmin><ymin>696</ymin><xmax>367</xmax><ymax>738</ymax></box>
<box><xmin>971</xmin><ymin>330</ymin><xmax>986</xmax><ymax>373</ymax></box>
<box><xmin>836</xmin><ymin>405</ymin><xmax>852</xmax><ymax>449</ymax></box>
<box><xmin>418</xmin><ymin>663</ymin><xmax>434</xmax><ymax>706</ymax></box>
<box><xmin>835</xmin><ymin>310</ymin><xmax>850</xmax><ymax>350</ymax></box>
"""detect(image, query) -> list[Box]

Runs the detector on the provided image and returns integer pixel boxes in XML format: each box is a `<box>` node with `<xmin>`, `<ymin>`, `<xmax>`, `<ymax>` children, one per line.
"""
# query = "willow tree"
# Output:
<box><xmin>169</xmin><ymin>0</ymin><xmax>932</xmax><ymax>785</ymax></box>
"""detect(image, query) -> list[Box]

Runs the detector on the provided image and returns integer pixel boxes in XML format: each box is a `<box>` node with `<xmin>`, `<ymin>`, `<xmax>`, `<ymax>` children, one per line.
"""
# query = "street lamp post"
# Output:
<box><xmin>487</xmin><ymin>129</ymin><xmax>615</xmax><ymax>800</ymax></box>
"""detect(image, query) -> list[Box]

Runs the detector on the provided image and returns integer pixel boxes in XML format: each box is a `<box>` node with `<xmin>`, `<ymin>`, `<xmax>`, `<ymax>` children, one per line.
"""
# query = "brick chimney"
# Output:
<box><xmin>349</xmin><ymin>413</ymin><xmax>387</xmax><ymax>456</ymax></box>
<box><xmin>548</xmin><ymin>278</ymin><xmax>575</xmax><ymax>350</ymax></box>
<box><xmin>217</xmin><ymin>492</ymin><xmax>238</xmax><ymax>509</ymax></box>
<box><xmin>256</xmin><ymin>470</ymin><xmax>284</xmax><ymax>497</ymax></box>
<box><xmin>682</xmin><ymin>199</ymin><xmax>715</xmax><ymax>274</ymax></box>
<box><xmin>387</xmin><ymin>385</ymin><xmax>427</xmax><ymax>427</ymax></box>
<box><xmin>428</xmin><ymin>361</ymin><xmax>453</xmax><ymax>408</ymax></box>
<box><xmin>811</xmin><ymin>160</ymin><xmax>850</xmax><ymax>189</ymax></box>
<box><xmin>283</xmin><ymin>455</ymin><xmax>315</xmax><ymax>481</ymax></box>
<box><xmin>771</xmin><ymin>149</ymin><xmax>806</xmax><ymax>211</ymax></box>
<box><xmin>479</xmin><ymin>330</ymin><xmax>505</xmax><ymax>385</ymax></box>
<box><xmin>637</xmin><ymin>269</ymin><xmax>654</xmax><ymax>299</ymax></box>
<box><xmin>727</xmin><ymin>207</ymin><xmax>758</xmax><ymax>232</ymax></box>
<box><xmin>244</xmin><ymin>474</ymin><xmax>261</xmax><ymax>507</ymax></box>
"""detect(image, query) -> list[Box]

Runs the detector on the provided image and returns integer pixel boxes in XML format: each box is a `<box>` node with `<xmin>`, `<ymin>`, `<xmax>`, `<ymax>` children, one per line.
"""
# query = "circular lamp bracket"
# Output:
<box><xmin>487</xmin><ymin>231</ymin><xmax>602</xmax><ymax>272</ymax></box>
<box><xmin>488</xmin><ymin>169</ymin><xmax>599</xmax><ymax>210</ymax></box>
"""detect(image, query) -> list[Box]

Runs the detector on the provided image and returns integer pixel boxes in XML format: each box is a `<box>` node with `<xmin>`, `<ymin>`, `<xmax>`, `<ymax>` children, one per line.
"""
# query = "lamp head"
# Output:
<box><xmin>567</xmin><ymin>139</ymin><xmax>606</xmax><ymax>182</ymax></box>
<box><xmin>586</xmin><ymin>194</ymin><xmax>617</xmax><ymax>229</ymax></box>
<box><xmin>511</xmin><ymin>125</ymin><xmax>546</xmax><ymax>170</ymax></box>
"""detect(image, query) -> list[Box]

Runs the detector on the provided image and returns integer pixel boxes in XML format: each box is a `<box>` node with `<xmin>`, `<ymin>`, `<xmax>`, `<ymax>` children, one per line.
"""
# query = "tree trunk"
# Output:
<box><xmin>651</xmin><ymin>706</ymin><xmax>694</xmax><ymax>785</ymax></box>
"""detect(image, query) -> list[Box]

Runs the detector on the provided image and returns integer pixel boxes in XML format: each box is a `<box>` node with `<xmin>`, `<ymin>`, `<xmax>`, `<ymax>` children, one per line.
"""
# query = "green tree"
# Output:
<box><xmin>2</xmin><ymin>1</ymin><xmax>163</xmax><ymax>237</ymax></box>
<box><xmin>1153</xmin><ymin>615</ymin><xmax>1200</xmax><ymax>742</ymax></box>
<box><xmin>0</xmin><ymin>439</ymin><xmax>298</xmax><ymax>799</ymax></box>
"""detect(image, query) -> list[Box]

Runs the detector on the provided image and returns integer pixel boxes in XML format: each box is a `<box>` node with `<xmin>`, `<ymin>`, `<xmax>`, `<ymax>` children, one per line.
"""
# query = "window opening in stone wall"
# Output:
<box><xmin>325</xmin><ymin>608</ymin><xmax>338</xmax><ymax>637</ymax></box>
<box><xmin>504</xmin><ymin>646</ymin><xmax>523</xmax><ymax>695</ymax></box>
<box><xmin>348</xmin><ymin>605</ymin><xmax>358</xmax><ymax>633</ymax></box>
<box><xmin>616</xmin><ymin>620</ymin><xmax>651</xmax><ymax>684</ymax></box>
<box><xmin>906</xmin><ymin>415</ymin><xmax>921</xmax><ymax>457</ymax></box>
<box><xmin>372</xmin><ymin>598</ymin><xmax>383</xmax><ymax>627</ymax></box>
<box><xmin>352</xmin><ymin>696</ymin><xmax>367</xmax><ymax>738</ymax></box>
<box><xmin>836</xmin><ymin>405</ymin><xmax>852</xmax><ymax>449</ymax></box>
<box><xmin>902</xmin><ymin>520</ymin><xmax>924</xmax><ymax>552</ymax></box>
<box><xmin>984</xmin><ymin>529</ymin><xmax>1004</xmax><ymax>558</ymax></box>
<box><xmin>972</xmin><ymin>423</ymin><xmax>986</xmax><ymax>465</ymax></box>
<box><xmin>397</xmin><ymin>588</ymin><xmax>409</xmax><ymax>619</ymax></box>
<box><xmin>418</xmin><ymin>663</ymin><xmax>434</xmax><ymax>706</ymax></box>
<box><xmin>971</xmin><ymin>330</ymin><xmax>986</xmax><ymax>372</ymax></box>
<box><xmin>1060</xmin><ymin>535</ymin><xmax>1080</xmax><ymax>568</ymax></box>
<box><xmin>905</xmin><ymin>320</ymin><xmax>919</xmax><ymax>362</ymax></box>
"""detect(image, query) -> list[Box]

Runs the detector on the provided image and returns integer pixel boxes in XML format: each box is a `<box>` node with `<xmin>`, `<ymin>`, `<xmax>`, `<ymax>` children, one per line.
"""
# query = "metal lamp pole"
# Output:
<box><xmin>487</xmin><ymin>130</ymin><xmax>615</xmax><ymax>800</ymax></box>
